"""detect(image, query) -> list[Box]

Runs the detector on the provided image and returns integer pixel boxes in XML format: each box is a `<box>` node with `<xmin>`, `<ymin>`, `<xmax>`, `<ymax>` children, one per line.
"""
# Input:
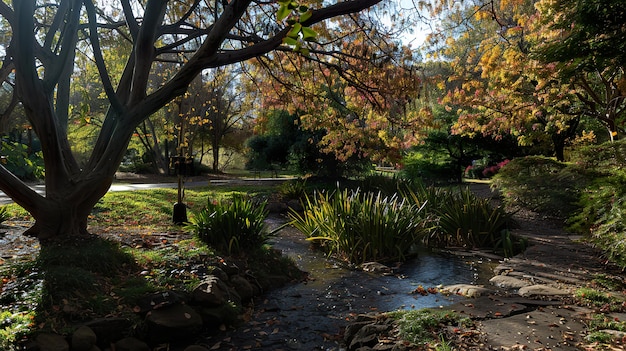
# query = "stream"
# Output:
<box><xmin>199</xmin><ymin>219</ymin><xmax>495</xmax><ymax>351</ymax></box>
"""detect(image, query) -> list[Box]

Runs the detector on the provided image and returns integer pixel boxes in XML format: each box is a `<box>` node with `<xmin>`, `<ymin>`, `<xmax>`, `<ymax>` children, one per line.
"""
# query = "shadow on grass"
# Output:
<box><xmin>0</xmin><ymin>235</ymin><xmax>152</xmax><ymax>348</ymax></box>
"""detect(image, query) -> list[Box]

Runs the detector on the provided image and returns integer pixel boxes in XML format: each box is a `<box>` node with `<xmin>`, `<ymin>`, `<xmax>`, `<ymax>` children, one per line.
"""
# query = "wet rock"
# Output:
<box><xmin>489</xmin><ymin>275</ymin><xmax>531</xmax><ymax>289</ymax></box>
<box><xmin>344</xmin><ymin>315</ymin><xmax>379</xmax><ymax>343</ymax></box>
<box><xmin>114</xmin><ymin>337</ymin><xmax>149</xmax><ymax>351</ymax></box>
<box><xmin>192</xmin><ymin>276</ymin><xmax>230</xmax><ymax>307</ymax></box>
<box><xmin>71</xmin><ymin>325</ymin><xmax>97</xmax><ymax>351</ymax></box>
<box><xmin>35</xmin><ymin>333</ymin><xmax>69</xmax><ymax>351</ymax></box>
<box><xmin>349</xmin><ymin>324</ymin><xmax>391</xmax><ymax>350</ymax></box>
<box><xmin>360</xmin><ymin>262</ymin><xmax>393</xmax><ymax>275</ymax></box>
<box><xmin>517</xmin><ymin>284</ymin><xmax>570</xmax><ymax>297</ymax></box>
<box><xmin>442</xmin><ymin>284</ymin><xmax>492</xmax><ymax>297</ymax></box>
<box><xmin>230</xmin><ymin>275</ymin><xmax>254</xmax><ymax>303</ymax></box>
<box><xmin>144</xmin><ymin>304</ymin><xmax>203</xmax><ymax>344</ymax></box>
<box><xmin>209</xmin><ymin>267</ymin><xmax>229</xmax><ymax>282</ymax></box>
<box><xmin>197</xmin><ymin>306</ymin><xmax>227</xmax><ymax>329</ymax></box>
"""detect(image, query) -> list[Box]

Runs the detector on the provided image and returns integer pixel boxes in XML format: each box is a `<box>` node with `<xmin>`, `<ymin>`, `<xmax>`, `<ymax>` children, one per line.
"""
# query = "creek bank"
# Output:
<box><xmin>19</xmin><ymin>251</ymin><xmax>302</xmax><ymax>351</ymax></box>
<box><xmin>342</xmin><ymin>204</ymin><xmax>626</xmax><ymax>351</ymax></box>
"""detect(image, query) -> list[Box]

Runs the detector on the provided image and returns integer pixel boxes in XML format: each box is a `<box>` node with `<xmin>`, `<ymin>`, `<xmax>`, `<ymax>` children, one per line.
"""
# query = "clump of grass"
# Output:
<box><xmin>278</xmin><ymin>178</ymin><xmax>308</xmax><ymax>200</ymax></box>
<box><xmin>403</xmin><ymin>185</ymin><xmax>520</xmax><ymax>256</ymax></box>
<box><xmin>388</xmin><ymin>309</ymin><xmax>471</xmax><ymax>346</ymax></box>
<box><xmin>585</xmin><ymin>314</ymin><xmax>626</xmax><ymax>344</ymax></box>
<box><xmin>592</xmin><ymin>274</ymin><xmax>626</xmax><ymax>291</ymax></box>
<box><xmin>289</xmin><ymin>187</ymin><xmax>431</xmax><ymax>264</ymax></box>
<box><xmin>575</xmin><ymin>287</ymin><xmax>624</xmax><ymax>312</ymax></box>
<box><xmin>0</xmin><ymin>206</ymin><xmax>9</xmax><ymax>224</ymax></box>
<box><xmin>186</xmin><ymin>194</ymin><xmax>272</xmax><ymax>255</ymax></box>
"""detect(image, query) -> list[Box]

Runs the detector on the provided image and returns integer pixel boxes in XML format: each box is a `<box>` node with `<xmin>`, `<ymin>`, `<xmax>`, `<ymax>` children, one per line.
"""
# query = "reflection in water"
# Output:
<box><xmin>268</xmin><ymin>221</ymin><xmax>494</xmax><ymax>313</ymax></box>
<box><xmin>205</xmin><ymin>219</ymin><xmax>497</xmax><ymax>350</ymax></box>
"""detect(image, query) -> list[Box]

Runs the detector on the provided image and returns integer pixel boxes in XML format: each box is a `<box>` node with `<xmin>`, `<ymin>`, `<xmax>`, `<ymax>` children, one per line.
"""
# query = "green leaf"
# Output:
<box><xmin>287</xmin><ymin>23</ymin><xmax>302</xmax><ymax>38</ymax></box>
<box><xmin>299</xmin><ymin>10</ymin><xmax>312</xmax><ymax>23</ymax></box>
<box><xmin>298</xmin><ymin>5</ymin><xmax>309</xmax><ymax>13</ymax></box>
<box><xmin>283</xmin><ymin>36</ymin><xmax>298</xmax><ymax>46</ymax></box>
<box><xmin>277</xmin><ymin>4</ymin><xmax>290</xmax><ymax>21</ymax></box>
<box><xmin>301</xmin><ymin>27</ymin><xmax>316</xmax><ymax>41</ymax></box>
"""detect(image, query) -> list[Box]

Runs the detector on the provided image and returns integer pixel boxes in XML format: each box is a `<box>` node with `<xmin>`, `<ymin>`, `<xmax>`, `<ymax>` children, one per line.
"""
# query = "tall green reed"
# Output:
<box><xmin>289</xmin><ymin>188</ymin><xmax>431</xmax><ymax>264</ymax></box>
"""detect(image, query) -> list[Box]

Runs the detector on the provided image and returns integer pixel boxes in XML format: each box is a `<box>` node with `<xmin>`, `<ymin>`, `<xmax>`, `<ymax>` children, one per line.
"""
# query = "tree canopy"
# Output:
<box><xmin>0</xmin><ymin>0</ymin><xmax>387</xmax><ymax>239</ymax></box>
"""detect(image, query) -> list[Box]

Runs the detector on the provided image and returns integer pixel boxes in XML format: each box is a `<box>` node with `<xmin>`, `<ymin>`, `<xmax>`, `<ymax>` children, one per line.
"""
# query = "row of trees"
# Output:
<box><xmin>0</xmin><ymin>0</ymin><xmax>623</xmax><ymax>241</ymax></box>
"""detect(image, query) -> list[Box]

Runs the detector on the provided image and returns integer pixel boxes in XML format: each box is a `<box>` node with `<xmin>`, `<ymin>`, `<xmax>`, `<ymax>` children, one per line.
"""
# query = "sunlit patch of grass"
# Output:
<box><xmin>90</xmin><ymin>185</ymin><xmax>276</xmax><ymax>229</ymax></box>
<box><xmin>387</xmin><ymin>309</ymin><xmax>472</xmax><ymax>346</ymax></box>
<box><xmin>575</xmin><ymin>287</ymin><xmax>625</xmax><ymax>312</ymax></box>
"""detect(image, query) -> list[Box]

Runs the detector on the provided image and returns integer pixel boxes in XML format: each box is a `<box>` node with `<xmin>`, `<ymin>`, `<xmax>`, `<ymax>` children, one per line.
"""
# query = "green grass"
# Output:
<box><xmin>387</xmin><ymin>309</ymin><xmax>471</xmax><ymax>346</ymax></box>
<box><xmin>575</xmin><ymin>287</ymin><xmax>625</xmax><ymax>312</ymax></box>
<box><xmin>90</xmin><ymin>185</ymin><xmax>276</xmax><ymax>229</ymax></box>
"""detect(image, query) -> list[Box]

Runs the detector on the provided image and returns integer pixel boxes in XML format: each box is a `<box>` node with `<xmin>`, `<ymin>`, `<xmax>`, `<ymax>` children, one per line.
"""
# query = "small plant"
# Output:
<box><xmin>0</xmin><ymin>310</ymin><xmax>34</xmax><ymax>350</ymax></box>
<box><xmin>289</xmin><ymin>188</ymin><xmax>431</xmax><ymax>264</ymax></box>
<box><xmin>186</xmin><ymin>194</ymin><xmax>271</xmax><ymax>255</ymax></box>
<box><xmin>585</xmin><ymin>314</ymin><xmax>626</xmax><ymax>344</ymax></box>
<box><xmin>278</xmin><ymin>178</ymin><xmax>307</xmax><ymax>200</ymax></box>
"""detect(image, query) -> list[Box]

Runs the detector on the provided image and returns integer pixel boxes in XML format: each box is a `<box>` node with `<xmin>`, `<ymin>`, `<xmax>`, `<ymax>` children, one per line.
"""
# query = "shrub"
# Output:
<box><xmin>1</xmin><ymin>141</ymin><xmax>44</xmax><ymax>180</ymax></box>
<box><xmin>492</xmin><ymin>156</ymin><xmax>588</xmax><ymax>217</ymax></box>
<box><xmin>567</xmin><ymin>173</ymin><xmax>626</xmax><ymax>267</ymax></box>
<box><xmin>186</xmin><ymin>195</ymin><xmax>271</xmax><ymax>255</ymax></box>
<box><xmin>289</xmin><ymin>188</ymin><xmax>431</xmax><ymax>264</ymax></box>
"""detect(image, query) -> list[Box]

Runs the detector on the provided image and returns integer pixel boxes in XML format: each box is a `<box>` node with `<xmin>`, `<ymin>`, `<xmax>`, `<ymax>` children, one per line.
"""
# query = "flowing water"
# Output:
<box><xmin>201</xmin><ymin>219</ymin><xmax>495</xmax><ymax>351</ymax></box>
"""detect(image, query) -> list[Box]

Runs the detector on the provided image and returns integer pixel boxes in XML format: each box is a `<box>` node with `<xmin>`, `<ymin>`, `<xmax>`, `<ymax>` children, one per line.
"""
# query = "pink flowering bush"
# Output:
<box><xmin>482</xmin><ymin>159</ymin><xmax>510</xmax><ymax>178</ymax></box>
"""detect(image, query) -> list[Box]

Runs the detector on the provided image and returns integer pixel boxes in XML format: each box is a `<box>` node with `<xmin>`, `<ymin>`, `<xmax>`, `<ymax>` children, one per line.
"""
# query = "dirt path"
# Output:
<box><xmin>447</xmin><ymin>184</ymin><xmax>626</xmax><ymax>350</ymax></box>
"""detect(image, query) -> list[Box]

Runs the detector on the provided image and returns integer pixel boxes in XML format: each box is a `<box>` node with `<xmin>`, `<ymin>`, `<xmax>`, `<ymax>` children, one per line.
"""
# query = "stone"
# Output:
<box><xmin>35</xmin><ymin>333</ymin><xmax>69</xmax><ymax>351</ymax></box>
<box><xmin>489</xmin><ymin>275</ymin><xmax>531</xmax><ymax>289</ymax></box>
<box><xmin>359</xmin><ymin>262</ymin><xmax>393</xmax><ymax>275</ymax></box>
<box><xmin>83</xmin><ymin>318</ymin><xmax>133</xmax><ymax>347</ymax></box>
<box><xmin>442</xmin><ymin>284</ymin><xmax>492</xmax><ymax>298</ymax></box>
<box><xmin>71</xmin><ymin>325</ymin><xmax>97</xmax><ymax>351</ymax></box>
<box><xmin>209</xmin><ymin>267</ymin><xmax>229</xmax><ymax>282</ymax></box>
<box><xmin>349</xmin><ymin>323</ymin><xmax>391</xmax><ymax>350</ymax></box>
<box><xmin>229</xmin><ymin>275</ymin><xmax>254</xmax><ymax>302</ymax></box>
<box><xmin>136</xmin><ymin>290</ymin><xmax>186</xmax><ymax>313</ymax></box>
<box><xmin>114</xmin><ymin>337</ymin><xmax>150</xmax><ymax>351</ymax></box>
<box><xmin>192</xmin><ymin>276</ymin><xmax>231</xmax><ymax>307</ymax></box>
<box><xmin>144</xmin><ymin>304</ymin><xmax>203</xmax><ymax>344</ymax></box>
<box><xmin>517</xmin><ymin>284</ymin><xmax>570</xmax><ymax>297</ymax></box>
